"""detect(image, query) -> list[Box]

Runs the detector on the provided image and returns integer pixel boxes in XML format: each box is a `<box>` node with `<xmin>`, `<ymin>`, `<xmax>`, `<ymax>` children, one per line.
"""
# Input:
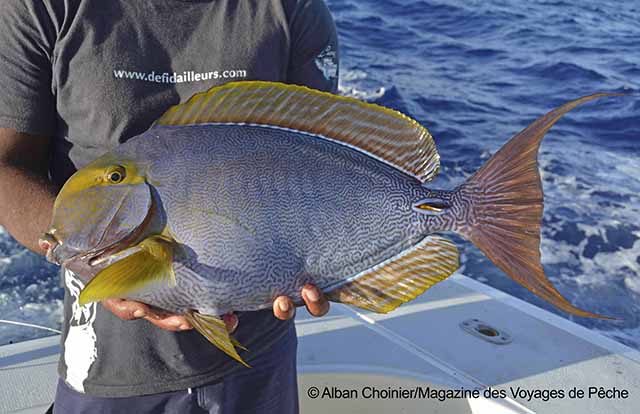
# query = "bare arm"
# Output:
<box><xmin>0</xmin><ymin>128</ymin><xmax>56</xmax><ymax>254</ymax></box>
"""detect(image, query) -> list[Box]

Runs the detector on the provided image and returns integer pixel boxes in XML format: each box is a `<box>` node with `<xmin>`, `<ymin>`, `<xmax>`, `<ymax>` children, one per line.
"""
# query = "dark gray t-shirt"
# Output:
<box><xmin>0</xmin><ymin>0</ymin><xmax>338</xmax><ymax>397</ymax></box>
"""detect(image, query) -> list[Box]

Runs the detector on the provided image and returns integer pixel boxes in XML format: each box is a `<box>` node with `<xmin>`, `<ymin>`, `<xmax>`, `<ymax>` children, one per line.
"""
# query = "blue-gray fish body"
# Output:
<box><xmin>125</xmin><ymin>123</ymin><xmax>431</xmax><ymax>315</ymax></box>
<box><xmin>44</xmin><ymin>81</ymin><xmax>614</xmax><ymax>365</ymax></box>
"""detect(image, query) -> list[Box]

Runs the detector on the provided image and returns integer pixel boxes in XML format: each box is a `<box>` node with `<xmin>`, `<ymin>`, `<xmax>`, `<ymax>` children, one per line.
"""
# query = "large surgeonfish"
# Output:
<box><xmin>41</xmin><ymin>81</ymin><xmax>617</xmax><ymax>366</ymax></box>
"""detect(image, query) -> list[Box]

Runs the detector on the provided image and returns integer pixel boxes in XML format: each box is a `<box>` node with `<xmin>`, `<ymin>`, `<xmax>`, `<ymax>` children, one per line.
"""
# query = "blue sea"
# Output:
<box><xmin>1</xmin><ymin>0</ymin><xmax>638</xmax><ymax>348</ymax></box>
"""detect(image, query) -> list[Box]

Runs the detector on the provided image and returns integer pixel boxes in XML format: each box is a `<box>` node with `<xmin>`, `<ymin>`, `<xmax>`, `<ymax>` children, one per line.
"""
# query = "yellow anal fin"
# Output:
<box><xmin>230</xmin><ymin>336</ymin><xmax>248</xmax><ymax>352</ymax></box>
<box><xmin>185</xmin><ymin>311</ymin><xmax>250</xmax><ymax>367</ymax></box>
<box><xmin>327</xmin><ymin>235</ymin><xmax>459</xmax><ymax>313</ymax></box>
<box><xmin>79</xmin><ymin>235</ymin><xmax>176</xmax><ymax>306</ymax></box>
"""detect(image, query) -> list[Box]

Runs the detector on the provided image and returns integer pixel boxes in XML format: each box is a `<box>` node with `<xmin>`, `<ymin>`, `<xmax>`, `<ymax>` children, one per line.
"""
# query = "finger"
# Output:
<box><xmin>145</xmin><ymin>305</ymin><xmax>174</xmax><ymax>320</ymax></box>
<box><xmin>222</xmin><ymin>313</ymin><xmax>239</xmax><ymax>333</ymax></box>
<box><xmin>273</xmin><ymin>296</ymin><xmax>296</xmax><ymax>320</ymax></box>
<box><xmin>302</xmin><ymin>284</ymin><xmax>330</xmax><ymax>317</ymax></box>
<box><xmin>102</xmin><ymin>298</ymin><xmax>151</xmax><ymax>320</ymax></box>
<box><xmin>145</xmin><ymin>314</ymin><xmax>193</xmax><ymax>332</ymax></box>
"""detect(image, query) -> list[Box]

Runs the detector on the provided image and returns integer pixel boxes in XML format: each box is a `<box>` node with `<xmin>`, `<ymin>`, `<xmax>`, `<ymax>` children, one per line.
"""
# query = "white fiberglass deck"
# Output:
<box><xmin>1</xmin><ymin>273</ymin><xmax>639</xmax><ymax>413</ymax></box>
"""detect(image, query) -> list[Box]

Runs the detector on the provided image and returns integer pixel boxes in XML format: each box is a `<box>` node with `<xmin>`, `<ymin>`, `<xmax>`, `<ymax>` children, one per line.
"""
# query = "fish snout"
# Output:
<box><xmin>39</xmin><ymin>231</ymin><xmax>60</xmax><ymax>263</ymax></box>
<box><xmin>39</xmin><ymin>231</ymin><xmax>79</xmax><ymax>265</ymax></box>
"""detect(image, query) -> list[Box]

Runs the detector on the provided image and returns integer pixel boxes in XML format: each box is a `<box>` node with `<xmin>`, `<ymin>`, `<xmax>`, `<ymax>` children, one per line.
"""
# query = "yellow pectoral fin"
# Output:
<box><xmin>79</xmin><ymin>235</ymin><xmax>176</xmax><ymax>306</ymax></box>
<box><xmin>185</xmin><ymin>311</ymin><xmax>250</xmax><ymax>368</ymax></box>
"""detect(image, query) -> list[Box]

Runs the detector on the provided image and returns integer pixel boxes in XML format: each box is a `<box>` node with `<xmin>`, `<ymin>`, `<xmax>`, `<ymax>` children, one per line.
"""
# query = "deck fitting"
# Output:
<box><xmin>460</xmin><ymin>318</ymin><xmax>512</xmax><ymax>345</ymax></box>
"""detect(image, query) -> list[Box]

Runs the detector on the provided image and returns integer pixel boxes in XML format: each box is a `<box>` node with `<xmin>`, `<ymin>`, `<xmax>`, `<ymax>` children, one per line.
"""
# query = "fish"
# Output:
<box><xmin>41</xmin><ymin>81</ymin><xmax>618</xmax><ymax>366</ymax></box>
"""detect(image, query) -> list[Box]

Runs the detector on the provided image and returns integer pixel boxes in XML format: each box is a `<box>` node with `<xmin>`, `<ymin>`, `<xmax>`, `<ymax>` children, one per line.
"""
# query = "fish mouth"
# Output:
<box><xmin>41</xmin><ymin>232</ymin><xmax>66</xmax><ymax>264</ymax></box>
<box><xmin>45</xmin><ymin>202</ymin><xmax>155</xmax><ymax>268</ymax></box>
<box><xmin>83</xmin><ymin>219</ymin><xmax>148</xmax><ymax>267</ymax></box>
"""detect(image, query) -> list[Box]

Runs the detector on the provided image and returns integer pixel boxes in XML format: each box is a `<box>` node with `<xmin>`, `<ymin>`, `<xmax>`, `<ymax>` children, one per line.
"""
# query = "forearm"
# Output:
<box><xmin>0</xmin><ymin>163</ymin><xmax>56</xmax><ymax>254</ymax></box>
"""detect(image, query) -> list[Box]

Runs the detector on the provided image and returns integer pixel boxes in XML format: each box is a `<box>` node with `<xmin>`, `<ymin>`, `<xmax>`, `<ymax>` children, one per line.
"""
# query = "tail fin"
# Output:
<box><xmin>457</xmin><ymin>93</ymin><xmax>620</xmax><ymax>318</ymax></box>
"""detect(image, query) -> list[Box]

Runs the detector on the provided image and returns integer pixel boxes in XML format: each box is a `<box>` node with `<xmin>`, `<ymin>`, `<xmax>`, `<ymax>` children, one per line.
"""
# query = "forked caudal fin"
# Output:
<box><xmin>419</xmin><ymin>93</ymin><xmax>623</xmax><ymax>319</ymax></box>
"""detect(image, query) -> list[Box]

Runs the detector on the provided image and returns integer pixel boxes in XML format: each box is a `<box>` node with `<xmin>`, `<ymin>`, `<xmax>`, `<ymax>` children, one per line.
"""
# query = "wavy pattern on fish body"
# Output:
<box><xmin>118</xmin><ymin>123</ymin><xmax>437</xmax><ymax>314</ymax></box>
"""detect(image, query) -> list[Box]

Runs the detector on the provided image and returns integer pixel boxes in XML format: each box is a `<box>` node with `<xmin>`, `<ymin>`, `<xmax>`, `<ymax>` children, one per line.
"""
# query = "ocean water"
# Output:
<box><xmin>330</xmin><ymin>0</ymin><xmax>639</xmax><ymax>347</ymax></box>
<box><xmin>1</xmin><ymin>0</ymin><xmax>638</xmax><ymax>348</ymax></box>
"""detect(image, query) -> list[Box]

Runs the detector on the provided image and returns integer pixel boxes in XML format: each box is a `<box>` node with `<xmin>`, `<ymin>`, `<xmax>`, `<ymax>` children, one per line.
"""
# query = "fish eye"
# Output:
<box><xmin>106</xmin><ymin>166</ymin><xmax>126</xmax><ymax>184</ymax></box>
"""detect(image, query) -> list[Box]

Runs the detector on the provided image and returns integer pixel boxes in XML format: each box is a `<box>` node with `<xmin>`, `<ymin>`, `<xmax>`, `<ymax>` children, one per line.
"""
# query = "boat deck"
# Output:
<box><xmin>2</xmin><ymin>273</ymin><xmax>639</xmax><ymax>413</ymax></box>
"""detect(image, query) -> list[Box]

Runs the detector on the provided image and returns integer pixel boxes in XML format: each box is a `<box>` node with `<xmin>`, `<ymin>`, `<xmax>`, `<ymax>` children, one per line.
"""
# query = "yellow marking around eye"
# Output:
<box><xmin>54</xmin><ymin>156</ymin><xmax>146</xmax><ymax>210</ymax></box>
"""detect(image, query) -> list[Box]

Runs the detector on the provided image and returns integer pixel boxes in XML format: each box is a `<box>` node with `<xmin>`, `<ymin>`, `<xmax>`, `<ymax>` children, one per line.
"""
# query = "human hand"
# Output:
<box><xmin>272</xmin><ymin>284</ymin><xmax>330</xmax><ymax>320</ymax></box>
<box><xmin>101</xmin><ymin>298</ymin><xmax>238</xmax><ymax>333</ymax></box>
<box><xmin>102</xmin><ymin>283</ymin><xmax>328</xmax><ymax>332</ymax></box>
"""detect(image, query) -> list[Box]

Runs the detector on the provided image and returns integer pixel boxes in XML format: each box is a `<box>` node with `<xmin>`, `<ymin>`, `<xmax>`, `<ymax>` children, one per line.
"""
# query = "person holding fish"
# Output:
<box><xmin>0</xmin><ymin>0</ymin><xmax>338</xmax><ymax>412</ymax></box>
<box><xmin>1</xmin><ymin>0</ymin><xmax>617</xmax><ymax>413</ymax></box>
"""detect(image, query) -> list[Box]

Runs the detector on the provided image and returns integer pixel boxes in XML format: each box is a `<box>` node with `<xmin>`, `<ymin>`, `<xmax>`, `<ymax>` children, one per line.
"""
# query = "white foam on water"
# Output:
<box><xmin>339</xmin><ymin>68</ymin><xmax>387</xmax><ymax>100</ymax></box>
<box><xmin>0</xmin><ymin>226</ymin><xmax>63</xmax><ymax>345</ymax></box>
<box><xmin>530</xmin><ymin>134</ymin><xmax>640</xmax><ymax>344</ymax></box>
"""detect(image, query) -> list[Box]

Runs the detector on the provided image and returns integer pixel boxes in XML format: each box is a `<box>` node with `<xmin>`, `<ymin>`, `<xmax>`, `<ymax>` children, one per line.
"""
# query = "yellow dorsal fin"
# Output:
<box><xmin>326</xmin><ymin>235</ymin><xmax>459</xmax><ymax>313</ymax></box>
<box><xmin>155</xmin><ymin>81</ymin><xmax>440</xmax><ymax>182</ymax></box>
